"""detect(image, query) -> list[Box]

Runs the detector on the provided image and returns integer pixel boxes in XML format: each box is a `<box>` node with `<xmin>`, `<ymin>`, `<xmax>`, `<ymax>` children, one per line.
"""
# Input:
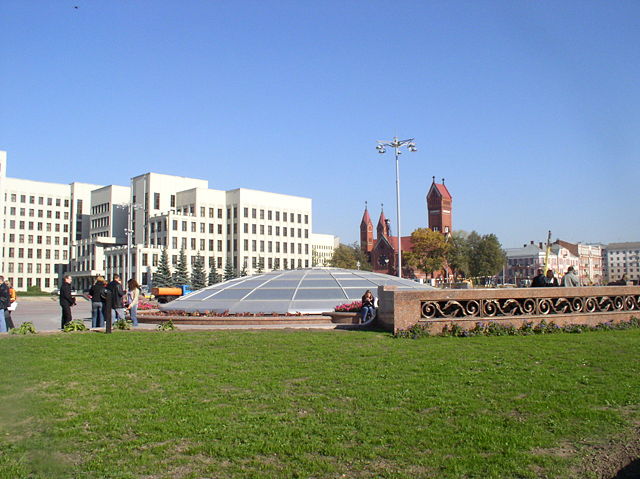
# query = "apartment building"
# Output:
<box><xmin>555</xmin><ymin>240</ymin><xmax>603</xmax><ymax>285</ymax></box>
<box><xmin>603</xmin><ymin>242</ymin><xmax>640</xmax><ymax>284</ymax></box>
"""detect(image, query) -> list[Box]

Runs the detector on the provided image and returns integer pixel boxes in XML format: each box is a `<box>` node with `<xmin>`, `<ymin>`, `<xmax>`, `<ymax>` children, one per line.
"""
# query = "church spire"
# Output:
<box><xmin>360</xmin><ymin>201</ymin><xmax>373</xmax><ymax>253</ymax></box>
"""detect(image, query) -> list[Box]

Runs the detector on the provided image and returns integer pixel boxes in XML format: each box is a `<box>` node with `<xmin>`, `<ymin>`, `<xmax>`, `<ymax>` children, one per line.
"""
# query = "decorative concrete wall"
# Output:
<box><xmin>376</xmin><ymin>285</ymin><xmax>640</xmax><ymax>334</ymax></box>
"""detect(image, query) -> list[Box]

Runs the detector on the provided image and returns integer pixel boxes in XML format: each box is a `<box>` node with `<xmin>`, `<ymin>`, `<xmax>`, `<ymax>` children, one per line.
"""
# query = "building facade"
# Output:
<box><xmin>0</xmin><ymin>151</ymin><xmax>336</xmax><ymax>291</ymax></box>
<box><xmin>0</xmin><ymin>151</ymin><xmax>101</xmax><ymax>291</ymax></box>
<box><xmin>505</xmin><ymin>241</ymin><xmax>580</xmax><ymax>285</ymax></box>
<box><xmin>602</xmin><ymin>242</ymin><xmax>640</xmax><ymax>284</ymax></box>
<box><xmin>311</xmin><ymin>233</ymin><xmax>340</xmax><ymax>266</ymax></box>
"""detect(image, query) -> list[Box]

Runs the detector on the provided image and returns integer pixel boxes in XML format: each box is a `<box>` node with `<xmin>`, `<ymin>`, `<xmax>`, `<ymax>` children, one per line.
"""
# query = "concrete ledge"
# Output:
<box><xmin>138</xmin><ymin>314</ymin><xmax>333</xmax><ymax>326</ymax></box>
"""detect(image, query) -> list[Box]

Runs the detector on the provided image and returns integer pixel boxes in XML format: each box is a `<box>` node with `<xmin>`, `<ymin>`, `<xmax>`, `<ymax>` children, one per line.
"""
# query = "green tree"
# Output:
<box><xmin>172</xmin><ymin>248</ymin><xmax>189</xmax><ymax>286</ymax></box>
<box><xmin>256</xmin><ymin>257</ymin><xmax>264</xmax><ymax>273</ymax></box>
<box><xmin>447</xmin><ymin>231</ymin><xmax>471</xmax><ymax>278</ymax></box>
<box><xmin>468</xmin><ymin>232</ymin><xmax>506</xmax><ymax>277</ymax></box>
<box><xmin>404</xmin><ymin>228</ymin><xmax>451</xmax><ymax>275</ymax></box>
<box><xmin>153</xmin><ymin>248</ymin><xmax>173</xmax><ymax>287</ymax></box>
<box><xmin>240</xmin><ymin>261</ymin><xmax>248</xmax><ymax>277</ymax></box>
<box><xmin>329</xmin><ymin>243</ymin><xmax>372</xmax><ymax>270</ymax></box>
<box><xmin>190</xmin><ymin>253</ymin><xmax>207</xmax><ymax>290</ymax></box>
<box><xmin>223</xmin><ymin>259</ymin><xmax>236</xmax><ymax>281</ymax></box>
<box><xmin>208</xmin><ymin>264</ymin><xmax>221</xmax><ymax>285</ymax></box>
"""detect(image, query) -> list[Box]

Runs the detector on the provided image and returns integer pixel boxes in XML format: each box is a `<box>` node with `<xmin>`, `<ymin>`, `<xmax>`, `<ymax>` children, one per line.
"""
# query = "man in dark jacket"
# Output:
<box><xmin>107</xmin><ymin>275</ymin><xmax>126</xmax><ymax>323</ymax></box>
<box><xmin>531</xmin><ymin>269</ymin><xmax>546</xmax><ymax>287</ymax></box>
<box><xmin>60</xmin><ymin>275</ymin><xmax>76</xmax><ymax>329</ymax></box>
<box><xmin>0</xmin><ymin>275</ymin><xmax>10</xmax><ymax>333</ymax></box>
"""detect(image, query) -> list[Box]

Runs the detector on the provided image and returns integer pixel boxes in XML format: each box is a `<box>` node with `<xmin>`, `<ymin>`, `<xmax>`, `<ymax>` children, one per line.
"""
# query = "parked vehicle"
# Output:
<box><xmin>151</xmin><ymin>285</ymin><xmax>192</xmax><ymax>303</ymax></box>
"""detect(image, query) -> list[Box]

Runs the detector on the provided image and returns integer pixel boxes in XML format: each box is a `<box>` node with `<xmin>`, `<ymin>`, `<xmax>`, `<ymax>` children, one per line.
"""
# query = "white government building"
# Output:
<box><xmin>0</xmin><ymin>151</ymin><xmax>339</xmax><ymax>292</ymax></box>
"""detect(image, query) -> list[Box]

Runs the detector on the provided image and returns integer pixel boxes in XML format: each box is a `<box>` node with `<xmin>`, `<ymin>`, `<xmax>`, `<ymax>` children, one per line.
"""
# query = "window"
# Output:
<box><xmin>260</xmin><ymin>209</ymin><xmax>264</xmax><ymax>219</ymax></box>
<box><xmin>268</xmin><ymin>210</ymin><xmax>272</xmax><ymax>220</ymax></box>
<box><xmin>218</xmin><ymin>224</ymin><xmax>222</xmax><ymax>234</ymax></box>
<box><xmin>171</xmin><ymin>195</ymin><xmax>176</xmax><ymax>207</ymax></box>
<box><xmin>209</xmin><ymin>224</ymin><xmax>214</xmax><ymax>234</ymax></box>
<box><xmin>218</xmin><ymin>208</ymin><xmax>223</xmax><ymax>219</ymax></box>
<box><xmin>191</xmin><ymin>222</ymin><xmax>196</xmax><ymax>233</ymax></box>
<box><xmin>290</xmin><ymin>213</ymin><xmax>294</xmax><ymax>222</ymax></box>
<box><xmin>200</xmin><ymin>207</ymin><xmax>206</xmax><ymax>217</ymax></box>
<box><xmin>182</xmin><ymin>221</ymin><xmax>187</xmax><ymax>232</ymax></box>
<box><xmin>252</xmin><ymin>208</ymin><xmax>256</xmax><ymax>218</ymax></box>
<box><xmin>218</xmin><ymin>240</ymin><xmax>222</xmax><ymax>252</ymax></box>
<box><xmin>244</xmin><ymin>207</ymin><xmax>249</xmax><ymax>218</ymax></box>
<box><xmin>276</xmin><ymin>211</ymin><xmax>280</xmax><ymax>221</ymax></box>
<box><xmin>305</xmin><ymin>215</ymin><xmax>308</xmax><ymax>224</ymax></box>
<box><xmin>244</xmin><ymin>223</ymin><xmax>248</xmax><ymax>233</ymax></box>
<box><xmin>260</xmin><ymin>225</ymin><xmax>264</xmax><ymax>235</ymax></box>
<box><xmin>191</xmin><ymin>238</ymin><xmax>196</xmax><ymax>249</ymax></box>
<box><xmin>244</xmin><ymin>239</ymin><xmax>249</xmax><ymax>251</ymax></box>
<box><xmin>252</xmin><ymin>224</ymin><xmax>256</xmax><ymax>234</ymax></box>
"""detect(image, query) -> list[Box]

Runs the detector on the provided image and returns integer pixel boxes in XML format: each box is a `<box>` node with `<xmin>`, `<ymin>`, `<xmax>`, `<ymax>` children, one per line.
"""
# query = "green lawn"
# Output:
<box><xmin>1</xmin><ymin>329</ymin><xmax>638</xmax><ymax>478</ymax></box>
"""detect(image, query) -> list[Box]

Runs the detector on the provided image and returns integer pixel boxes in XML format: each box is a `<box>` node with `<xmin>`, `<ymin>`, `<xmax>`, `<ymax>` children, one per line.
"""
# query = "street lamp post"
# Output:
<box><xmin>376</xmin><ymin>137</ymin><xmax>417</xmax><ymax>278</ymax></box>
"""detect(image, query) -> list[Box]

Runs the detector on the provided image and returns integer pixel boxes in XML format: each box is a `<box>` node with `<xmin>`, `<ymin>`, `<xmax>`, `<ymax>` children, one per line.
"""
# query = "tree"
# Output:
<box><xmin>208</xmin><ymin>264</ymin><xmax>221</xmax><ymax>285</ymax></box>
<box><xmin>240</xmin><ymin>261</ymin><xmax>248</xmax><ymax>277</ymax></box>
<box><xmin>447</xmin><ymin>231</ymin><xmax>471</xmax><ymax>278</ymax></box>
<box><xmin>190</xmin><ymin>253</ymin><xmax>207</xmax><ymax>290</ymax></box>
<box><xmin>404</xmin><ymin>228</ymin><xmax>450</xmax><ymax>275</ymax></box>
<box><xmin>172</xmin><ymin>248</ymin><xmax>189</xmax><ymax>286</ymax></box>
<box><xmin>256</xmin><ymin>257</ymin><xmax>264</xmax><ymax>274</ymax></box>
<box><xmin>330</xmin><ymin>243</ymin><xmax>372</xmax><ymax>270</ymax></box>
<box><xmin>153</xmin><ymin>248</ymin><xmax>173</xmax><ymax>287</ymax></box>
<box><xmin>223</xmin><ymin>259</ymin><xmax>236</xmax><ymax>281</ymax></box>
<box><xmin>468</xmin><ymin>233</ymin><xmax>506</xmax><ymax>277</ymax></box>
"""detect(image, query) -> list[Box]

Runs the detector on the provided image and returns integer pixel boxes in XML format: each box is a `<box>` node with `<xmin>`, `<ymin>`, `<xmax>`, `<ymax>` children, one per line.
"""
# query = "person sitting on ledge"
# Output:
<box><xmin>361</xmin><ymin>290</ymin><xmax>376</xmax><ymax>323</ymax></box>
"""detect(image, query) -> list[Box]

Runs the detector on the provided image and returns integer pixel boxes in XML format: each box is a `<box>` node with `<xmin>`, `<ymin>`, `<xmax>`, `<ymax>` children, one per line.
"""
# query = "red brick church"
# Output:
<box><xmin>360</xmin><ymin>177</ymin><xmax>453</xmax><ymax>280</ymax></box>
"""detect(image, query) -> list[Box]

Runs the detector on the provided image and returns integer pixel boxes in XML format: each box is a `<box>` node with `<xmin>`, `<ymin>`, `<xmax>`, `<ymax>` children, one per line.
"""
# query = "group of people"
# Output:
<box><xmin>0</xmin><ymin>276</ymin><xmax>17</xmax><ymax>333</ymax></box>
<box><xmin>60</xmin><ymin>274</ymin><xmax>140</xmax><ymax>329</ymax></box>
<box><xmin>531</xmin><ymin>266</ymin><xmax>580</xmax><ymax>288</ymax></box>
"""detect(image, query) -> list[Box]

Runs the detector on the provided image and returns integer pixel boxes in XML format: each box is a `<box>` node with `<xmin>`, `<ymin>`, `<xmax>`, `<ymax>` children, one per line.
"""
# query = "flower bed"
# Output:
<box><xmin>334</xmin><ymin>301</ymin><xmax>362</xmax><ymax>312</ymax></box>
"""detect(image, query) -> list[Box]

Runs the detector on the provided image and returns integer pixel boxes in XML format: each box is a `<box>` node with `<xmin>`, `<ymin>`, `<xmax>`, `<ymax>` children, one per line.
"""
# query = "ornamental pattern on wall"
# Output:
<box><xmin>420</xmin><ymin>295</ymin><xmax>640</xmax><ymax>319</ymax></box>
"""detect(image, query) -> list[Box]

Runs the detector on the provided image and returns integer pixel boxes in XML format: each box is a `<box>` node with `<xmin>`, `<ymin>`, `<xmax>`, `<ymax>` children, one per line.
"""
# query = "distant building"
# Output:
<box><xmin>505</xmin><ymin>241</ymin><xmax>580</xmax><ymax>285</ymax></box>
<box><xmin>360</xmin><ymin>177</ymin><xmax>452</xmax><ymax>280</ymax></box>
<box><xmin>311</xmin><ymin>233</ymin><xmax>339</xmax><ymax>267</ymax></box>
<box><xmin>554</xmin><ymin>240</ymin><xmax>603</xmax><ymax>285</ymax></box>
<box><xmin>602</xmin><ymin>242</ymin><xmax>640</xmax><ymax>284</ymax></box>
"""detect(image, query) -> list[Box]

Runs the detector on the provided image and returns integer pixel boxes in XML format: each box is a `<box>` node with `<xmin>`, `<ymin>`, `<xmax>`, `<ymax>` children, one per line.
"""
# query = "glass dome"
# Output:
<box><xmin>161</xmin><ymin>268</ymin><xmax>434</xmax><ymax>314</ymax></box>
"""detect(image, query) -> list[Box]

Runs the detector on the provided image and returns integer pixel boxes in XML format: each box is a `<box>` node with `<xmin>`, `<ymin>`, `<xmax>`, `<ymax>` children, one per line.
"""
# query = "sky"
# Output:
<box><xmin>1</xmin><ymin>0</ymin><xmax>639</xmax><ymax>249</ymax></box>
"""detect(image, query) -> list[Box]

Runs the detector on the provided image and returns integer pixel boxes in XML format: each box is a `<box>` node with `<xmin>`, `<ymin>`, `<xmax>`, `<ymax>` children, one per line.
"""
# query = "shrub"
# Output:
<box><xmin>157</xmin><ymin>320</ymin><xmax>177</xmax><ymax>331</ymax></box>
<box><xmin>63</xmin><ymin>320</ymin><xmax>87</xmax><ymax>332</ymax></box>
<box><xmin>395</xmin><ymin>323</ymin><xmax>430</xmax><ymax>339</ymax></box>
<box><xmin>114</xmin><ymin>319</ymin><xmax>132</xmax><ymax>330</ymax></box>
<box><xmin>10</xmin><ymin>321</ymin><xmax>37</xmax><ymax>335</ymax></box>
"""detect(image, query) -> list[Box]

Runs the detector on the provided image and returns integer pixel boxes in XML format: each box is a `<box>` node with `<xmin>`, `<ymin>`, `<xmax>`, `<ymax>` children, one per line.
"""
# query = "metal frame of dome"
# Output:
<box><xmin>161</xmin><ymin>268</ymin><xmax>434</xmax><ymax>315</ymax></box>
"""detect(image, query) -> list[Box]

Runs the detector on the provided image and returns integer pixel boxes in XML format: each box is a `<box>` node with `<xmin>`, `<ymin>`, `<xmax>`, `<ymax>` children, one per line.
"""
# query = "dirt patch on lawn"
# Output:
<box><xmin>579</xmin><ymin>426</ymin><xmax>640</xmax><ymax>479</ymax></box>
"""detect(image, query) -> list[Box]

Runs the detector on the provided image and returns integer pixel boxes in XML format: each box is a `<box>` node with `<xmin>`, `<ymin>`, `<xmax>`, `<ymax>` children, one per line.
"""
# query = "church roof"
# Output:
<box><xmin>360</xmin><ymin>207</ymin><xmax>372</xmax><ymax>226</ymax></box>
<box><xmin>377</xmin><ymin>209</ymin><xmax>387</xmax><ymax>227</ymax></box>
<box><xmin>427</xmin><ymin>180</ymin><xmax>452</xmax><ymax>201</ymax></box>
<box><xmin>389</xmin><ymin>235</ymin><xmax>414</xmax><ymax>252</ymax></box>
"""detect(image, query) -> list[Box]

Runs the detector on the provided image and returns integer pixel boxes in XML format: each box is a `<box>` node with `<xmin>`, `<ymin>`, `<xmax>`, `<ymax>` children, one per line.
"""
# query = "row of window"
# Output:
<box><xmin>3</xmin><ymin>277</ymin><xmax>52</xmax><ymax>289</ymax></box>
<box><xmin>5</xmin><ymin>235</ymin><xmax>68</xmax><ymax>246</ymax></box>
<box><xmin>6</xmin><ymin>220</ymin><xmax>69</xmax><ymax>233</ymax></box>
<box><xmin>7</xmin><ymin>208</ymin><xmax>68</xmax><ymax>220</ymax></box>
<box><xmin>6</xmin><ymin>248</ymin><xmax>68</xmax><ymax>260</ymax></box>
<box><xmin>5</xmin><ymin>262</ymin><xmax>53</xmax><ymax>274</ymax></box>
<box><xmin>6</xmin><ymin>193</ymin><xmax>70</xmax><ymax>207</ymax></box>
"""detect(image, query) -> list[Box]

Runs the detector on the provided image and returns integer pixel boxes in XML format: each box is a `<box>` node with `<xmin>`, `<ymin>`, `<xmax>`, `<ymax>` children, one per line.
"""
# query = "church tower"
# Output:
<box><xmin>360</xmin><ymin>203</ymin><xmax>374</xmax><ymax>253</ymax></box>
<box><xmin>377</xmin><ymin>206</ymin><xmax>389</xmax><ymax>239</ymax></box>
<box><xmin>426</xmin><ymin>177</ymin><xmax>452</xmax><ymax>234</ymax></box>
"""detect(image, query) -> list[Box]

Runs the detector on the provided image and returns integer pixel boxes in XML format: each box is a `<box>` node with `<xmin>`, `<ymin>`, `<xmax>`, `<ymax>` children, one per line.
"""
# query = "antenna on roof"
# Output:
<box><xmin>442</xmin><ymin>178</ymin><xmax>445</xmax><ymax>184</ymax></box>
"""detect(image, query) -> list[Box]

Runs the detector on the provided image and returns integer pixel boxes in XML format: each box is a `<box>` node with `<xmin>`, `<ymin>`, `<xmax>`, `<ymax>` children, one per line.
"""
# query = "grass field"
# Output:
<box><xmin>1</xmin><ymin>329</ymin><xmax>639</xmax><ymax>478</ymax></box>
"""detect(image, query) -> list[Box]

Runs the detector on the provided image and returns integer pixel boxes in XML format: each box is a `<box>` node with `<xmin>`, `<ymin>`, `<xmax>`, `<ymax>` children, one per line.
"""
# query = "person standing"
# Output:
<box><xmin>562</xmin><ymin>266</ymin><xmax>581</xmax><ymax>287</ymax></box>
<box><xmin>360</xmin><ymin>290</ymin><xmax>376</xmax><ymax>323</ymax></box>
<box><xmin>126</xmin><ymin>279</ymin><xmax>140</xmax><ymax>327</ymax></box>
<box><xmin>60</xmin><ymin>275</ymin><xmax>76</xmax><ymax>329</ymax></box>
<box><xmin>545</xmin><ymin>269</ymin><xmax>559</xmax><ymax>287</ymax></box>
<box><xmin>107</xmin><ymin>275</ymin><xmax>126</xmax><ymax>323</ymax></box>
<box><xmin>0</xmin><ymin>276</ymin><xmax>10</xmax><ymax>333</ymax></box>
<box><xmin>531</xmin><ymin>269</ymin><xmax>547</xmax><ymax>287</ymax></box>
<box><xmin>88</xmin><ymin>276</ymin><xmax>107</xmax><ymax>328</ymax></box>
<box><xmin>5</xmin><ymin>280</ymin><xmax>16</xmax><ymax>330</ymax></box>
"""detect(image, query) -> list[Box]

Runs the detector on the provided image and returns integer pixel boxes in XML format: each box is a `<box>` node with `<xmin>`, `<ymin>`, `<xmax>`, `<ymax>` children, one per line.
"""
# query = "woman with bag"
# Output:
<box><xmin>88</xmin><ymin>276</ymin><xmax>107</xmax><ymax>328</ymax></box>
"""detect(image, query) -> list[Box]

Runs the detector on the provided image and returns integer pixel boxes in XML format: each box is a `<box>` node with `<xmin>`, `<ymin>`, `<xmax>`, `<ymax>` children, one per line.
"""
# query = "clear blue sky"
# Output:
<box><xmin>1</xmin><ymin>1</ymin><xmax>638</xmax><ymax>248</ymax></box>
